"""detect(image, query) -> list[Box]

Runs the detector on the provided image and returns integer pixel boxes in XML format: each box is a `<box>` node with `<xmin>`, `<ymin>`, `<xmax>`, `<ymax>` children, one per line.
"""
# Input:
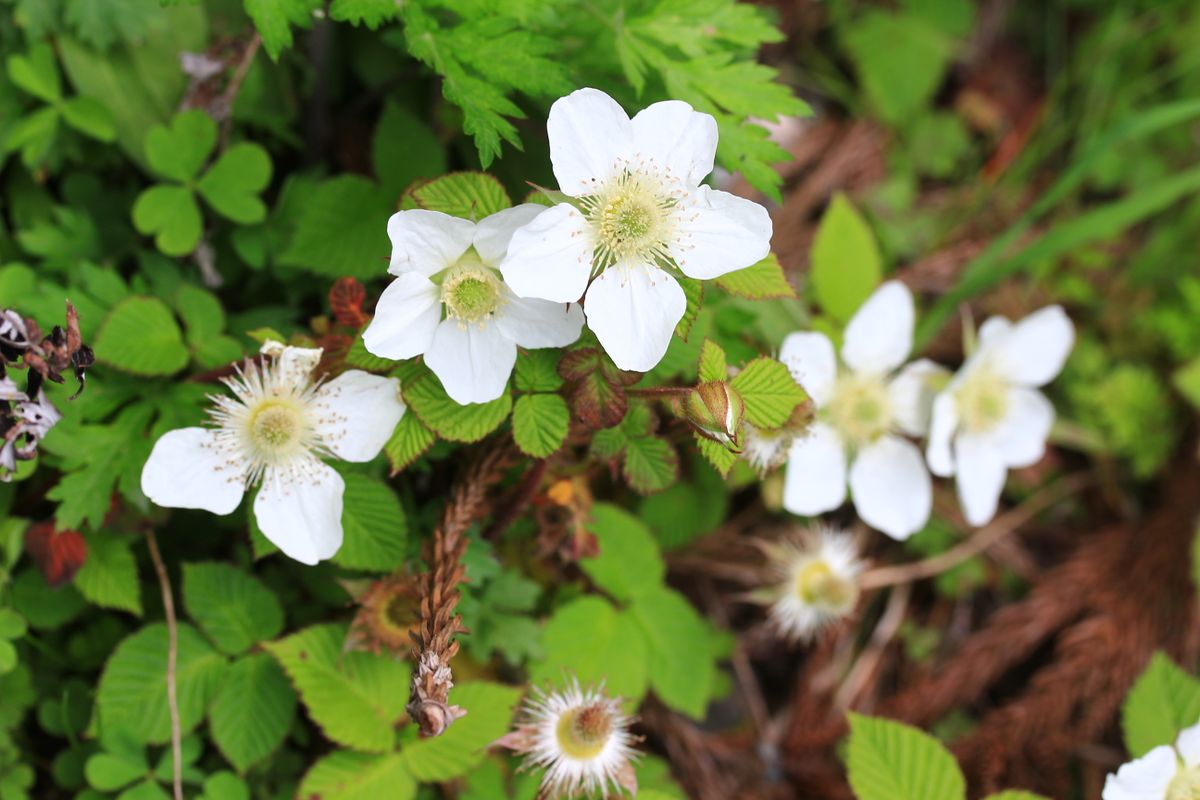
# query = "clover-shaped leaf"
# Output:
<box><xmin>132</xmin><ymin>109</ymin><xmax>273</xmax><ymax>256</ymax></box>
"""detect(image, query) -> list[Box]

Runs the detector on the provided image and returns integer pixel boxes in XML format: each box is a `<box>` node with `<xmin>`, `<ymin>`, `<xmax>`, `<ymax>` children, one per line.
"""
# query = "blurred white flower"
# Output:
<box><xmin>362</xmin><ymin>205</ymin><xmax>585</xmax><ymax>404</ymax></box>
<box><xmin>741</xmin><ymin>423</ymin><xmax>794</xmax><ymax>475</ymax></box>
<box><xmin>780</xmin><ymin>281</ymin><xmax>947</xmax><ymax>540</ymax></box>
<box><xmin>1103</xmin><ymin>722</ymin><xmax>1200</xmax><ymax>800</ymax></box>
<box><xmin>495</xmin><ymin>679</ymin><xmax>638</xmax><ymax>799</ymax></box>
<box><xmin>499</xmin><ymin>87</ymin><xmax>772</xmax><ymax>372</ymax></box>
<box><xmin>764</xmin><ymin>526</ymin><xmax>864</xmax><ymax>641</ymax></box>
<box><xmin>926</xmin><ymin>306</ymin><xmax>1074</xmax><ymax>526</ymax></box>
<box><xmin>140</xmin><ymin>342</ymin><xmax>405</xmax><ymax>565</ymax></box>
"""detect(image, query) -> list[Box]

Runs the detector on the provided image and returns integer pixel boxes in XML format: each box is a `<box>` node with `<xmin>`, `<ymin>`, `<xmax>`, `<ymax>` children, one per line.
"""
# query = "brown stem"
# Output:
<box><xmin>484</xmin><ymin>458</ymin><xmax>548</xmax><ymax>541</ymax></box>
<box><xmin>145</xmin><ymin>530</ymin><xmax>183</xmax><ymax>800</ymax></box>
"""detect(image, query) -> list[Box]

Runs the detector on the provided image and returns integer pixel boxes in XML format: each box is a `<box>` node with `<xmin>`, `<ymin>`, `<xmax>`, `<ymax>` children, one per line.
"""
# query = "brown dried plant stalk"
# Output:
<box><xmin>407</xmin><ymin>441</ymin><xmax>514</xmax><ymax>736</ymax></box>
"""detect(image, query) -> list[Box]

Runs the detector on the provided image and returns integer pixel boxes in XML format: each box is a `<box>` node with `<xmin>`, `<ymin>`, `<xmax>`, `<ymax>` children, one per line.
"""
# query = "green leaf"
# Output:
<box><xmin>623</xmin><ymin>435</ymin><xmax>679</xmax><ymax>495</ymax></box>
<box><xmin>404</xmin><ymin>370</ymin><xmax>512</xmax><ymax>442</ymax></box>
<box><xmin>334</xmin><ymin>473</ymin><xmax>408</xmax><ymax>572</ymax></box>
<box><xmin>580</xmin><ymin>503</ymin><xmax>665</xmax><ymax>603</ymax></box>
<box><xmin>85</xmin><ymin>751</ymin><xmax>146</xmax><ymax>791</ymax></box>
<box><xmin>810</xmin><ymin>194</ymin><xmax>883</xmax><ymax>323</ymax></box>
<box><xmin>7</xmin><ymin>43</ymin><xmax>61</xmax><ymax>103</ymax></box>
<box><xmin>63</xmin><ymin>0</ymin><xmax>161</xmax><ymax>50</ymax></box>
<box><xmin>94</xmin><ymin>296</ymin><xmax>190</xmax><ymax>376</ymax></box>
<box><xmin>630</xmin><ymin>586</ymin><xmax>718</xmax><ymax>718</ymax></box>
<box><xmin>265</xmin><ymin>623</ymin><xmax>410</xmax><ymax>752</ymax></box>
<box><xmin>145</xmin><ymin>110</ymin><xmax>215</xmax><ymax>182</ymax></box>
<box><xmin>196</xmin><ymin>143</ymin><xmax>272</xmax><ymax>224</ymax></box>
<box><xmin>132</xmin><ymin>184</ymin><xmax>203</xmax><ymax>256</ymax></box>
<box><xmin>695</xmin><ymin>433</ymin><xmax>739</xmax><ymax>476</ymax></box>
<box><xmin>512</xmin><ymin>394</ymin><xmax>569</xmax><ymax>458</ymax></box>
<box><xmin>4</xmin><ymin>106</ymin><xmax>59</xmax><ymax>168</ymax></box>
<box><xmin>372</xmin><ymin>101</ymin><xmax>446</xmax><ymax>198</ymax></box>
<box><xmin>174</xmin><ymin>283</ymin><xmax>225</xmax><ymax>344</ymax></box>
<box><xmin>713</xmin><ymin>254</ymin><xmax>794</xmax><ymax>300</ymax></box>
<box><xmin>0</xmin><ymin>609</ymin><xmax>27</xmax><ymax>640</ymax></box>
<box><xmin>299</xmin><ymin>750</ymin><xmax>416</xmax><ymax>800</ymax></box>
<box><xmin>60</xmin><ymin>96</ymin><xmax>116</xmax><ymax>141</ymax></box>
<box><xmin>182</xmin><ymin>563</ymin><xmax>283</xmax><ymax>655</ymax></box>
<box><xmin>1174</xmin><ymin>357</ymin><xmax>1200</xmax><ymax>410</ymax></box>
<box><xmin>408</xmin><ymin>172</ymin><xmax>511</xmax><ymax>220</ymax></box>
<box><xmin>400</xmin><ymin>682</ymin><xmax>521</xmax><ymax>781</ymax></box>
<box><xmin>198</xmin><ymin>772</ymin><xmax>249</xmax><ymax>800</ymax></box>
<box><xmin>843</xmin><ymin>11</ymin><xmax>952</xmax><ymax>127</ymax></box>
<box><xmin>845</xmin><ymin>713</ymin><xmax>966</xmax><ymax>800</ymax></box>
<box><xmin>280</xmin><ymin>175</ymin><xmax>393</xmax><ymax>278</ymax></box>
<box><xmin>73</xmin><ymin>532</ymin><xmax>142</xmax><ymax>616</ymax></box>
<box><xmin>674</xmin><ymin>277</ymin><xmax>704</xmax><ymax>341</ymax></box>
<box><xmin>11</xmin><ymin>569</ymin><xmax>86</xmax><ymax>630</ymax></box>
<box><xmin>209</xmin><ymin>653</ymin><xmax>297</xmax><ymax>772</ymax></box>
<box><xmin>245</xmin><ymin>0</ymin><xmax>319</xmax><ymax>60</ymax></box>
<box><xmin>96</xmin><ymin>623</ymin><xmax>227</xmax><ymax>744</ymax></box>
<box><xmin>514</xmin><ymin>350</ymin><xmax>564</xmax><ymax>393</ymax></box>
<box><xmin>529</xmin><ymin>596</ymin><xmax>648</xmax><ymax>703</ymax></box>
<box><xmin>729</xmin><ymin>357</ymin><xmax>806</xmax><ymax>429</ymax></box>
<box><xmin>384</xmin><ymin>412</ymin><xmax>437</xmax><ymax>475</ymax></box>
<box><xmin>697</xmin><ymin>339</ymin><xmax>727</xmax><ymax>383</ymax></box>
<box><xmin>1121</xmin><ymin>652</ymin><xmax>1200</xmax><ymax>757</ymax></box>
<box><xmin>330</xmin><ymin>0</ymin><xmax>398</xmax><ymax>27</ymax></box>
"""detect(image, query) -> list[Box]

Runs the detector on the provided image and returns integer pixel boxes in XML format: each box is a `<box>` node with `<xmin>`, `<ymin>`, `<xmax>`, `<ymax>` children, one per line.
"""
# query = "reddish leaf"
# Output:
<box><xmin>558</xmin><ymin>347</ymin><xmax>638</xmax><ymax>430</ymax></box>
<box><xmin>329</xmin><ymin>277</ymin><xmax>368</xmax><ymax>328</ymax></box>
<box><xmin>24</xmin><ymin>522</ymin><xmax>87</xmax><ymax>588</ymax></box>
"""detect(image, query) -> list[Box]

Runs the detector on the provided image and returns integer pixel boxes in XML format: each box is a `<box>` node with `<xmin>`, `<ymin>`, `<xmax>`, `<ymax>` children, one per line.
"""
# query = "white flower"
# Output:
<box><xmin>362</xmin><ymin>205</ymin><xmax>584</xmax><ymax>405</ymax></box>
<box><xmin>1103</xmin><ymin>722</ymin><xmax>1200</xmax><ymax>800</ymax></box>
<box><xmin>499</xmin><ymin>87</ymin><xmax>772</xmax><ymax>373</ymax></box>
<box><xmin>495</xmin><ymin>679</ymin><xmax>638</xmax><ymax>799</ymax></box>
<box><xmin>780</xmin><ymin>281</ymin><xmax>946</xmax><ymax>540</ymax></box>
<box><xmin>764</xmin><ymin>526</ymin><xmax>864</xmax><ymax>641</ymax></box>
<box><xmin>926</xmin><ymin>306</ymin><xmax>1074</xmax><ymax>526</ymax></box>
<box><xmin>741</xmin><ymin>423</ymin><xmax>794</xmax><ymax>475</ymax></box>
<box><xmin>140</xmin><ymin>342</ymin><xmax>405</xmax><ymax>565</ymax></box>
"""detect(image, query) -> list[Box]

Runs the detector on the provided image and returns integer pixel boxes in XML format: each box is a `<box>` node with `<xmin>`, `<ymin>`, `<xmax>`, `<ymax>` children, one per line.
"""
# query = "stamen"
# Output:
<box><xmin>439</xmin><ymin>253</ymin><xmax>504</xmax><ymax>325</ymax></box>
<box><xmin>579</xmin><ymin>168</ymin><xmax>680</xmax><ymax>271</ymax></box>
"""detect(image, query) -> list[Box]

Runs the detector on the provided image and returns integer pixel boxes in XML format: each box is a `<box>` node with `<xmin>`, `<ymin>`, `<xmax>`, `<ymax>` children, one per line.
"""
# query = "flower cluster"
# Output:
<box><xmin>1103</xmin><ymin>722</ymin><xmax>1200</xmax><ymax>800</ymax></box>
<box><xmin>776</xmin><ymin>281</ymin><xmax>1073</xmax><ymax>538</ymax></box>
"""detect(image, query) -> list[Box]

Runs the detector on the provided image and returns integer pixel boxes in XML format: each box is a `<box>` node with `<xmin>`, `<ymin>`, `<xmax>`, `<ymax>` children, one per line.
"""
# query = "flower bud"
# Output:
<box><xmin>685</xmin><ymin>380</ymin><xmax>745</xmax><ymax>450</ymax></box>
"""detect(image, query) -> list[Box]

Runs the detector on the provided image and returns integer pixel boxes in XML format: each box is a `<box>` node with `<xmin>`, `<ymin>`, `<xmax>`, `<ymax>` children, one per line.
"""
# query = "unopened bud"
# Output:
<box><xmin>685</xmin><ymin>381</ymin><xmax>745</xmax><ymax>450</ymax></box>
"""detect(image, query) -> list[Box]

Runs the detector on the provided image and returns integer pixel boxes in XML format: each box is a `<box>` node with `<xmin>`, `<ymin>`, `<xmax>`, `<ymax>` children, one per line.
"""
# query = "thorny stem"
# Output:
<box><xmin>627</xmin><ymin>386</ymin><xmax>692</xmax><ymax>398</ymax></box>
<box><xmin>145</xmin><ymin>530</ymin><xmax>183</xmax><ymax>800</ymax></box>
<box><xmin>859</xmin><ymin>473</ymin><xmax>1093</xmax><ymax>590</ymax></box>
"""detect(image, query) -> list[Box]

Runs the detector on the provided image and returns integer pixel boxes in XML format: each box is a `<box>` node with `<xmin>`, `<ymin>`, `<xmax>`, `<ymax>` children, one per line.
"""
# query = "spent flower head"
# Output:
<box><xmin>760</xmin><ymin>526</ymin><xmax>865</xmax><ymax>641</ymax></box>
<box><xmin>362</xmin><ymin>205</ymin><xmax>584</xmax><ymax>404</ymax></box>
<box><xmin>926</xmin><ymin>306</ymin><xmax>1074</xmax><ymax>526</ymax></box>
<box><xmin>499</xmin><ymin>87</ymin><xmax>772</xmax><ymax>373</ymax></box>
<box><xmin>140</xmin><ymin>342</ymin><xmax>405</xmax><ymax>564</ymax></box>
<box><xmin>495</xmin><ymin>679</ymin><xmax>638</xmax><ymax>799</ymax></box>
<box><xmin>779</xmin><ymin>281</ymin><xmax>948</xmax><ymax>540</ymax></box>
<box><xmin>1103</xmin><ymin>722</ymin><xmax>1200</xmax><ymax>800</ymax></box>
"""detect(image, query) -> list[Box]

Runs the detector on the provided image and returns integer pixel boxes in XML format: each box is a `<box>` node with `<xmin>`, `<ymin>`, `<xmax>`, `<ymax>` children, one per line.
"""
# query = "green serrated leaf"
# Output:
<box><xmin>265</xmin><ymin>623</ymin><xmax>410</xmax><ymax>753</ymax></box>
<box><xmin>400</xmin><ymin>682</ymin><xmax>521</xmax><ymax>781</ymax></box>
<box><xmin>695</xmin><ymin>434</ymin><xmax>739</xmax><ymax>476</ymax></box>
<box><xmin>404</xmin><ymin>371</ymin><xmax>512</xmax><ymax>442</ymax></box>
<box><xmin>94</xmin><ymin>296</ymin><xmax>190</xmax><ymax>376</ymax></box>
<box><xmin>810</xmin><ymin>194</ymin><xmax>883</xmax><ymax>324</ymax></box>
<box><xmin>329</xmin><ymin>0</ymin><xmax>398</xmax><ymax>28</ymax></box>
<box><xmin>334</xmin><ymin>473</ymin><xmax>407</xmax><ymax>572</ymax></box>
<box><xmin>529</xmin><ymin>596</ymin><xmax>648</xmax><ymax>703</ymax></box>
<box><xmin>209</xmin><ymin>653</ymin><xmax>296</xmax><ymax>772</ymax></box>
<box><xmin>845</xmin><ymin>713</ymin><xmax>966</xmax><ymax>800</ymax></box>
<box><xmin>697</xmin><ymin>339</ymin><xmax>727</xmax><ymax>383</ymax></box>
<box><xmin>1122</xmin><ymin>652</ymin><xmax>1200</xmax><ymax>757</ymax></box>
<box><xmin>714</xmin><ymin>253</ymin><xmax>794</xmax><ymax>300</ymax></box>
<box><xmin>246</xmin><ymin>0</ymin><xmax>319</xmax><ymax>60</ymax></box>
<box><xmin>384</xmin><ymin>412</ymin><xmax>437</xmax><ymax>475</ymax></box>
<box><xmin>581</xmin><ymin>503</ymin><xmax>665</xmax><ymax>603</ymax></box>
<box><xmin>674</xmin><ymin>277</ymin><xmax>704</xmax><ymax>341</ymax></box>
<box><xmin>409</xmin><ymin>172</ymin><xmax>511</xmax><ymax>220</ymax></box>
<box><xmin>514</xmin><ymin>350</ymin><xmax>564</xmax><ymax>392</ymax></box>
<box><xmin>73</xmin><ymin>532</ymin><xmax>142</xmax><ymax>616</ymax></box>
<box><xmin>623</xmin><ymin>435</ymin><xmax>679</xmax><ymax>495</ymax></box>
<box><xmin>96</xmin><ymin>623</ymin><xmax>227</xmax><ymax>744</ymax></box>
<box><xmin>182</xmin><ymin>563</ymin><xmax>283</xmax><ymax>655</ymax></box>
<box><xmin>729</xmin><ymin>357</ymin><xmax>806</xmax><ymax>429</ymax></box>
<box><xmin>196</xmin><ymin>142</ymin><xmax>272</xmax><ymax>224</ymax></box>
<box><xmin>512</xmin><ymin>394</ymin><xmax>569</xmax><ymax>458</ymax></box>
<box><xmin>372</xmin><ymin>101</ymin><xmax>446</xmax><ymax>198</ymax></box>
<box><xmin>630</xmin><ymin>585</ymin><xmax>717</xmax><ymax>718</ymax></box>
<box><xmin>298</xmin><ymin>750</ymin><xmax>416</xmax><ymax>800</ymax></box>
<box><xmin>280</xmin><ymin>175</ymin><xmax>393</xmax><ymax>278</ymax></box>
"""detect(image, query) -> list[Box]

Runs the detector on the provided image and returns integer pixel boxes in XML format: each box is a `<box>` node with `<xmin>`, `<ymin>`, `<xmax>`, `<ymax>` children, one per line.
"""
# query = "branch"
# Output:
<box><xmin>145</xmin><ymin>530</ymin><xmax>183</xmax><ymax>800</ymax></box>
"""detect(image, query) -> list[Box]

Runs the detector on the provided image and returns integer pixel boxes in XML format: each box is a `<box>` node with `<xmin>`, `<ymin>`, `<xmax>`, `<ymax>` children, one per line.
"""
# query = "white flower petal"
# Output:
<box><xmin>779</xmin><ymin>331</ymin><xmax>836</xmax><ymax>407</ymax></box>
<box><xmin>848</xmin><ymin>435</ymin><xmax>932</xmax><ymax>540</ymax></box>
<box><xmin>841</xmin><ymin>281</ymin><xmax>915</xmax><ymax>376</ymax></box>
<box><xmin>141</xmin><ymin>428</ymin><xmax>245</xmax><ymax>514</ymax></box>
<box><xmin>977</xmin><ymin>316</ymin><xmax>1012</xmax><ymax>350</ymax></box>
<box><xmin>361</xmin><ymin>272</ymin><xmax>442</xmax><ymax>361</ymax></box>
<box><xmin>782</xmin><ymin>422</ymin><xmax>847</xmax><ymax>516</ymax></box>
<box><xmin>495</xmin><ymin>292</ymin><xmax>584</xmax><ymax>349</ymax></box>
<box><xmin>888</xmin><ymin>359</ymin><xmax>950</xmax><ymax>437</ymax></box>
<box><xmin>311</xmin><ymin>371</ymin><xmax>405</xmax><ymax>462</ymax></box>
<box><xmin>1178</xmin><ymin>722</ymin><xmax>1200</xmax><ymax>768</ymax></box>
<box><xmin>629</xmin><ymin>100</ymin><xmax>717</xmax><ymax>187</ymax></box>
<box><xmin>583</xmin><ymin>262</ymin><xmax>685</xmax><ymax>372</ymax></box>
<box><xmin>387</xmin><ymin>209</ymin><xmax>475</xmax><ymax>277</ymax></box>
<box><xmin>926</xmin><ymin>392</ymin><xmax>959</xmax><ymax>477</ymax></box>
<box><xmin>499</xmin><ymin>204</ymin><xmax>594</xmax><ymax>303</ymax></box>
<box><xmin>425</xmin><ymin>319</ymin><xmax>517</xmax><ymax>404</ymax></box>
<box><xmin>472</xmin><ymin>204</ymin><xmax>547</xmax><ymax>265</ymax></box>
<box><xmin>1101</xmin><ymin>745</ymin><xmax>1177</xmax><ymax>800</ymax></box>
<box><xmin>990</xmin><ymin>386</ymin><xmax>1054</xmax><ymax>469</ymax></box>
<box><xmin>547</xmin><ymin>88</ymin><xmax>633</xmax><ymax>195</ymax></box>
<box><xmin>254</xmin><ymin>461</ymin><xmax>345</xmax><ymax>565</ymax></box>
<box><xmin>954</xmin><ymin>432</ymin><xmax>1008</xmax><ymax>526</ymax></box>
<box><xmin>671</xmin><ymin>186</ymin><xmax>773</xmax><ymax>280</ymax></box>
<box><xmin>989</xmin><ymin>305</ymin><xmax>1075</xmax><ymax>387</ymax></box>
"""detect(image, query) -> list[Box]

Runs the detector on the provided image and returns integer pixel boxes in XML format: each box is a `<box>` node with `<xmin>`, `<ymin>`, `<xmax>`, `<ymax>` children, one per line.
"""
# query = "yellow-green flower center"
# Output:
<box><xmin>956</xmin><ymin>366</ymin><xmax>1009</xmax><ymax>434</ymax></box>
<box><xmin>555</xmin><ymin>703</ymin><xmax>613</xmax><ymax>760</ymax></box>
<box><xmin>826</xmin><ymin>374</ymin><xmax>891</xmax><ymax>447</ymax></box>
<box><xmin>247</xmin><ymin>400</ymin><xmax>304</xmax><ymax>453</ymax></box>
<box><xmin>794</xmin><ymin>559</ymin><xmax>858</xmax><ymax>611</ymax></box>
<box><xmin>441</xmin><ymin>264</ymin><xmax>502</xmax><ymax>323</ymax></box>
<box><xmin>581</xmin><ymin>171</ymin><xmax>676</xmax><ymax>268</ymax></box>
<box><xmin>1168</xmin><ymin>764</ymin><xmax>1200</xmax><ymax>800</ymax></box>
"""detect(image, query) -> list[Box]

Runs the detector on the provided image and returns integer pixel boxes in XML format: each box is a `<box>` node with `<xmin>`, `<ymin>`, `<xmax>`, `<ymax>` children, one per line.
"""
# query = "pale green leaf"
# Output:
<box><xmin>810</xmin><ymin>194</ymin><xmax>883</xmax><ymax>323</ymax></box>
<box><xmin>400</xmin><ymin>682</ymin><xmax>521</xmax><ymax>781</ymax></box>
<box><xmin>384</xmin><ymin>412</ymin><xmax>437</xmax><ymax>475</ymax></box>
<box><xmin>94</xmin><ymin>296</ymin><xmax>190</xmax><ymax>376</ymax></box>
<box><xmin>514</xmin><ymin>350</ymin><xmax>563</xmax><ymax>393</ymax></box>
<box><xmin>132</xmin><ymin>184</ymin><xmax>203</xmax><ymax>256</ymax></box>
<box><xmin>713</xmin><ymin>254</ymin><xmax>794</xmax><ymax>300</ymax></box>
<box><xmin>245</xmin><ymin>0</ymin><xmax>319</xmax><ymax>60</ymax></box>
<box><xmin>529</xmin><ymin>596</ymin><xmax>648</xmax><ymax>703</ymax></box>
<box><xmin>512</xmin><ymin>394</ymin><xmax>569</xmax><ymax>458</ymax></box>
<box><xmin>622</xmin><ymin>435</ymin><xmax>679</xmax><ymax>495</ymax></box>
<box><xmin>144</xmin><ymin>110</ymin><xmax>215</xmax><ymax>182</ymax></box>
<box><xmin>182</xmin><ymin>563</ymin><xmax>283</xmax><ymax>655</ymax></box>
<box><xmin>298</xmin><ymin>750</ymin><xmax>416</xmax><ymax>800</ymax></box>
<box><xmin>697</xmin><ymin>339</ymin><xmax>728</xmax><ymax>384</ymax></box>
<box><xmin>404</xmin><ymin>370</ymin><xmax>512</xmax><ymax>443</ymax></box>
<box><xmin>630</xmin><ymin>586</ymin><xmax>717</xmax><ymax>718</ymax></box>
<box><xmin>1121</xmin><ymin>652</ymin><xmax>1200</xmax><ymax>757</ymax></box>
<box><xmin>580</xmin><ymin>503</ymin><xmax>665</xmax><ymax>603</ymax></box>
<box><xmin>73</xmin><ymin>532</ymin><xmax>142</xmax><ymax>616</ymax></box>
<box><xmin>209</xmin><ymin>653</ymin><xmax>297</xmax><ymax>772</ymax></box>
<box><xmin>330</xmin><ymin>0</ymin><xmax>398</xmax><ymax>27</ymax></box>
<box><xmin>845</xmin><ymin>713</ymin><xmax>966</xmax><ymax>800</ymax></box>
<box><xmin>409</xmin><ymin>172</ymin><xmax>511</xmax><ymax>220</ymax></box>
<box><xmin>196</xmin><ymin>142</ymin><xmax>272</xmax><ymax>223</ymax></box>
<box><xmin>728</xmin><ymin>357</ymin><xmax>806</xmax><ymax>429</ymax></box>
<box><xmin>334</xmin><ymin>473</ymin><xmax>407</xmax><ymax>572</ymax></box>
<box><xmin>7</xmin><ymin>43</ymin><xmax>61</xmax><ymax>103</ymax></box>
